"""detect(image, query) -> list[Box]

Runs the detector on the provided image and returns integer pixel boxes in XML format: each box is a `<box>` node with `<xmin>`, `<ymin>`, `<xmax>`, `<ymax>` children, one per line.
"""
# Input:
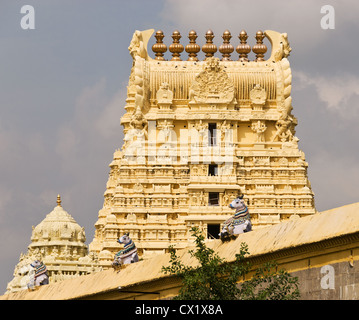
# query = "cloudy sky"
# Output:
<box><xmin>0</xmin><ymin>0</ymin><xmax>358</xmax><ymax>293</ymax></box>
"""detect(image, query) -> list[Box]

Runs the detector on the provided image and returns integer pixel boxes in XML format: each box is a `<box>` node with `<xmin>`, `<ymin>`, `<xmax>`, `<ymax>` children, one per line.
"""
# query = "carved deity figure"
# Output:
<box><xmin>251</xmin><ymin>120</ymin><xmax>267</xmax><ymax>142</ymax></box>
<box><xmin>189</xmin><ymin>57</ymin><xmax>235</xmax><ymax>104</ymax></box>
<box><xmin>272</xmin><ymin>119</ymin><xmax>292</xmax><ymax>142</ymax></box>
<box><xmin>250</xmin><ymin>84</ymin><xmax>267</xmax><ymax>106</ymax></box>
<box><xmin>156</xmin><ymin>82</ymin><xmax>173</xmax><ymax>105</ymax></box>
<box><xmin>195</xmin><ymin>120</ymin><xmax>208</xmax><ymax>145</ymax></box>
<box><xmin>158</xmin><ymin>120</ymin><xmax>174</xmax><ymax>143</ymax></box>
<box><xmin>123</xmin><ymin>107</ymin><xmax>148</xmax><ymax>157</ymax></box>
<box><xmin>273</xmin><ymin>97</ymin><xmax>297</xmax><ymax>142</ymax></box>
<box><xmin>219</xmin><ymin>120</ymin><xmax>231</xmax><ymax>142</ymax></box>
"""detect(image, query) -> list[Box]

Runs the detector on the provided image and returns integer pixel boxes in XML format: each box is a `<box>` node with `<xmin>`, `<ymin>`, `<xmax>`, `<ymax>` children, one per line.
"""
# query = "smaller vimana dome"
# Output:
<box><xmin>30</xmin><ymin>195</ymin><xmax>87</xmax><ymax>252</ymax></box>
<box><xmin>6</xmin><ymin>195</ymin><xmax>102</xmax><ymax>294</ymax></box>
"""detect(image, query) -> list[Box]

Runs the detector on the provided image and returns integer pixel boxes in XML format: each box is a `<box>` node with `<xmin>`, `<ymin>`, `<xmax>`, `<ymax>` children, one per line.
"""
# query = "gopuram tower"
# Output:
<box><xmin>89</xmin><ymin>29</ymin><xmax>316</xmax><ymax>265</ymax></box>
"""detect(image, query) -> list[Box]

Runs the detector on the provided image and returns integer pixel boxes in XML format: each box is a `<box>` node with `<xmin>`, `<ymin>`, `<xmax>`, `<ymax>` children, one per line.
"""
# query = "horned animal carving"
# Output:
<box><xmin>219</xmin><ymin>195</ymin><xmax>252</xmax><ymax>242</ymax></box>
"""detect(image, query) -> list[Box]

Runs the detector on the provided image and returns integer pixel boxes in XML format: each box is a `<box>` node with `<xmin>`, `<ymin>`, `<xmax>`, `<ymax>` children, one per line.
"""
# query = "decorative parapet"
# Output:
<box><xmin>129</xmin><ymin>28</ymin><xmax>291</xmax><ymax>63</ymax></box>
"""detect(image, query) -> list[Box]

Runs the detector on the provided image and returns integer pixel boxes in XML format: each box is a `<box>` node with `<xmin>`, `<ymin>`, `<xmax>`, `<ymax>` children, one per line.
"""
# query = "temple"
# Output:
<box><xmin>8</xmin><ymin>29</ymin><xmax>359</xmax><ymax>301</ymax></box>
<box><xmin>6</xmin><ymin>196</ymin><xmax>101</xmax><ymax>294</ymax></box>
<box><xmin>88</xmin><ymin>29</ymin><xmax>316</xmax><ymax>266</ymax></box>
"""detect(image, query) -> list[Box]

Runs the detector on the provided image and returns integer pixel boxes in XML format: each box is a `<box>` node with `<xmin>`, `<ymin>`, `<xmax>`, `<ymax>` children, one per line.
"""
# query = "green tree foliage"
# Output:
<box><xmin>162</xmin><ymin>227</ymin><xmax>300</xmax><ymax>300</ymax></box>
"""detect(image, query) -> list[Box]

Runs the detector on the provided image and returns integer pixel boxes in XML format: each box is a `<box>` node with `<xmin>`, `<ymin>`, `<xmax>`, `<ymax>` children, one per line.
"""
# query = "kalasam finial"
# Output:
<box><xmin>185</xmin><ymin>30</ymin><xmax>200</xmax><ymax>61</ymax></box>
<box><xmin>219</xmin><ymin>30</ymin><xmax>234</xmax><ymax>61</ymax></box>
<box><xmin>202</xmin><ymin>30</ymin><xmax>217</xmax><ymax>59</ymax></box>
<box><xmin>236</xmin><ymin>30</ymin><xmax>251</xmax><ymax>62</ymax></box>
<box><xmin>152</xmin><ymin>30</ymin><xmax>167</xmax><ymax>61</ymax></box>
<box><xmin>169</xmin><ymin>30</ymin><xmax>184</xmax><ymax>61</ymax></box>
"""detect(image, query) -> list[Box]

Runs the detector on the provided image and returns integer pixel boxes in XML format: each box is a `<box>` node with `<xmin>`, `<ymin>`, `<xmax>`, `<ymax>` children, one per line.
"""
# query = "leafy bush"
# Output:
<box><xmin>162</xmin><ymin>227</ymin><xmax>300</xmax><ymax>300</ymax></box>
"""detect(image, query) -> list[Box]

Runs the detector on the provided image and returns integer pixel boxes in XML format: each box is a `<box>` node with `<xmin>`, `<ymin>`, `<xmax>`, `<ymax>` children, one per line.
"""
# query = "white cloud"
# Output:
<box><xmin>160</xmin><ymin>0</ymin><xmax>359</xmax><ymax>59</ymax></box>
<box><xmin>95</xmin><ymin>86</ymin><xmax>127</xmax><ymax>139</ymax></box>
<box><xmin>161</xmin><ymin>1</ymin><xmax>321</xmax><ymax>43</ymax></box>
<box><xmin>294</xmin><ymin>71</ymin><xmax>359</xmax><ymax>115</ymax></box>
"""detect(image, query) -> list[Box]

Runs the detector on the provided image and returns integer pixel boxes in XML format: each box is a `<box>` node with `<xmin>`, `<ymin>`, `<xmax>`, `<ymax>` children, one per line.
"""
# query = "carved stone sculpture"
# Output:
<box><xmin>189</xmin><ymin>57</ymin><xmax>235</xmax><ymax>104</ymax></box>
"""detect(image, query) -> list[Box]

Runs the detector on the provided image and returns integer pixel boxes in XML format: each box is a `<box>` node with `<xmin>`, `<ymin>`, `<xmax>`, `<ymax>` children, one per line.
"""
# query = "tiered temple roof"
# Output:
<box><xmin>89</xmin><ymin>28</ymin><xmax>316</xmax><ymax>265</ymax></box>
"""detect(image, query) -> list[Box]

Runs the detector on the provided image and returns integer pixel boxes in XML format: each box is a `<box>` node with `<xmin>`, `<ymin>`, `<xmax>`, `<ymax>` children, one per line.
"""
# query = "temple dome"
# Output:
<box><xmin>30</xmin><ymin>195</ymin><xmax>87</xmax><ymax>250</ymax></box>
<box><xmin>6</xmin><ymin>195</ymin><xmax>102</xmax><ymax>294</ymax></box>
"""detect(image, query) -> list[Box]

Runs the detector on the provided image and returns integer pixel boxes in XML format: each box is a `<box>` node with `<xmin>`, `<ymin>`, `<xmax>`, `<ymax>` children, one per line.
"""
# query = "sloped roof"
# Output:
<box><xmin>2</xmin><ymin>202</ymin><xmax>359</xmax><ymax>300</ymax></box>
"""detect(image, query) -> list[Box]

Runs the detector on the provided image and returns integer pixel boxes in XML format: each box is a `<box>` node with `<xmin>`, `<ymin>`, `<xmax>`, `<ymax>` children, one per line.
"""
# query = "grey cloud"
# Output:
<box><xmin>1</xmin><ymin>0</ymin><xmax>359</xmax><ymax>294</ymax></box>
